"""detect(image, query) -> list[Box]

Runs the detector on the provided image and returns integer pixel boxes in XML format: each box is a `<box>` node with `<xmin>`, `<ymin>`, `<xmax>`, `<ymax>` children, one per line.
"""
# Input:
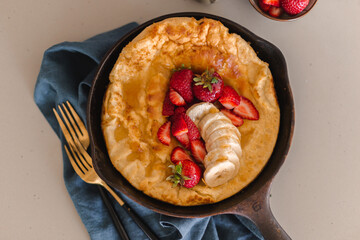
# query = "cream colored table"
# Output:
<box><xmin>1</xmin><ymin>1</ymin><xmax>359</xmax><ymax>239</ymax></box>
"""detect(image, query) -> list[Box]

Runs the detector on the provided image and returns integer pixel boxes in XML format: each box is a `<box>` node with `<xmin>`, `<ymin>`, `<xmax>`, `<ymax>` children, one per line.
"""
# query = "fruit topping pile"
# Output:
<box><xmin>157</xmin><ymin>67</ymin><xmax>259</xmax><ymax>188</ymax></box>
<box><xmin>258</xmin><ymin>0</ymin><xmax>309</xmax><ymax>17</ymax></box>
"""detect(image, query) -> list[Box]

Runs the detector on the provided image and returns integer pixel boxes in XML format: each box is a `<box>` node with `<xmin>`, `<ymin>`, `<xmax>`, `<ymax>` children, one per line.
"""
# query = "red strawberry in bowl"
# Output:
<box><xmin>167</xmin><ymin>159</ymin><xmax>202</xmax><ymax>188</ymax></box>
<box><xmin>281</xmin><ymin>0</ymin><xmax>309</xmax><ymax>15</ymax></box>
<box><xmin>170</xmin><ymin>69</ymin><xmax>194</xmax><ymax>103</ymax></box>
<box><xmin>192</xmin><ymin>69</ymin><xmax>223</xmax><ymax>102</ymax></box>
<box><xmin>263</xmin><ymin>0</ymin><xmax>280</xmax><ymax>7</ymax></box>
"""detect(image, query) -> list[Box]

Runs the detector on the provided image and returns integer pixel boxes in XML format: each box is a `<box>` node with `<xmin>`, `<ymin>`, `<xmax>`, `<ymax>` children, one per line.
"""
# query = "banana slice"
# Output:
<box><xmin>186</xmin><ymin>102</ymin><xmax>218</xmax><ymax>126</ymax></box>
<box><xmin>203</xmin><ymin>147</ymin><xmax>240</xmax><ymax>173</ymax></box>
<box><xmin>203</xmin><ymin>148</ymin><xmax>239</xmax><ymax>187</ymax></box>
<box><xmin>206</xmin><ymin>136</ymin><xmax>242</xmax><ymax>159</ymax></box>
<box><xmin>198</xmin><ymin>112</ymin><xmax>231</xmax><ymax>135</ymax></box>
<box><xmin>206</xmin><ymin>128</ymin><xmax>239</xmax><ymax>145</ymax></box>
<box><xmin>202</xmin><ymin>119</ymin><xmax>232</xmax><ymax>140</ymax></box>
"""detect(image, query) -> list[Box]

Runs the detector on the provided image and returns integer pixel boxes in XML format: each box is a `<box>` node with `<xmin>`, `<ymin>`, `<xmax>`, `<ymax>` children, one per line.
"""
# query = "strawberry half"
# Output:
<box><xmin>183</xmin><ymin>114</ymin><xmax>200</xmax><ymax>141</ymax></box>
<box><xmin>170</xmin><ymin>69</ymin><xmax>194</xmax><ymax>103</ymax></box>
<box><xmin>174</xmin><ymin>107</ymin><xmax>200</xmax><ymax>141</ymax></box>
<box><xmin>233</xmin><ymin>96</ymin><xmax>259</xmax><ymax>120</ymax></box>
<box><xmin>268</xmin><ymin>6</ymin><xmax>283</xmax><ymax>17</ymax></box>
<box><xmin>281</xmin><ymin>0</ymin><xmax>309</xmax><ymax>15</ymax></box>
<box><xmin>171</xmin><ymin>114</ymin><xmax>188</xmax><ymax>136</ymax></box>
<box><xmin>259</xmin><ymin>1</ymin><xmax>271</xmax><ymax>12</ymax></box>
<box><xmin>221</xmin><ymin>109</ymin><xmax>244</xmax><ymax>127</ymax></box>
<box><xmin>190</xmin><ymin>139</ymin><xmax>206</xmax><ymax>164</ymax></box>
<box><xmin>169</xmin><ymin>88</ymin><xmax>186</xmax><ymax>106</ymax></box>
<box><xmin>175</xmin><ymin>133</ymin><xmax>190</xmax><ymax>149</ymax></box>
<box><xmin>218</xmin><ymin>86</ymin><xmax>241</xmax><ymax>109</ymax></box>
<box><xmin>166</xmin><ymin>160</ymin><xmax>202</xmax><ymax>188</ymax></box>
<box><xmin>171</xmin><ymin>146</ymin><xmax>192</xmax><ymax>164</ymax></box>
<box><xmin>263</xmin><ymin>0</ymin><xmax>280</xmax><ymax>7</ymax></box>
<box><xmin>162</xmin><ymin>90</ymin><xmax>175</xmax><ymax>116</ymax></box>
<box><xmin>157</xmin><ymin>121</ymin><xmax>171</xmax><ymax>145</ymax></box>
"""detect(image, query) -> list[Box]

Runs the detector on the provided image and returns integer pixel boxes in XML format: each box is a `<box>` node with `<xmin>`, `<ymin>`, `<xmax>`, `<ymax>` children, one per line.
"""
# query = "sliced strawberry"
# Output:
<box><xmin>174</xmin><ymin>106</ymin><xmax>186</xmax><ymax>115</ymax></box>
<box><xmin>183</xmin><ymin>114</ymin><xmax>200</xmax><ymax>141</ymax></box>
<box><xmin>162</xmin><ymin>90</ymin><xmax>175</xmax><ymax>116</ymax></box>
<box><xmin>259</xmin><ymin>1</ymin><xmax>271</xmax><ymax>12</ymax></box>
<box><xmin>233</xmin><ymin>96</ymin><xmax>259</xmax><ymax>120</ymax></box>
<box><xmin>157</xmin><ymin>121</ymin><xmax>171</xmax><ymax>145</ymax></box>
<box><xmin>170</xmin><ymin>69</ymin><xmax>194</xmax><ymax>103</ymax></box>
<box><xmin>263</xmin><ymin>0</ymin><xmax>280</xmax><ymax>7</ymax></box>
<box><xmin>190</xmin><ymin>139</ymin><xmax>206</xmax><ymax>164</ymax></box>
<box><xmin>221</xmin><ymin>109</ymin><xmax>244</xmax><ymax>127</ymax></box>
<box><xmin>171</xmin><ymin>146</ymin><xmax>192</xmax><ymax>164</ymax></box>
<box><xmin>171</xmin><ymin>114</ymin><xmax>188</xmax><ymax>136</ymax></box>
<box><xmin>175</xmin><ymin>133</ymin><xmax>190</xmax><ymax>149</ymax></box>
<box><xmin>281</xmin><ymin>0</ymin><xmax>309</xmax><ymax>15</ymax></box>
<box><xmin>268</xmin><ymin>6</ymin><xmax>283</xmax><ymax>17</ymax></box>
<box><xmin>218</xmin><ymin>86</ymin><xmax>241</xmax><ymax>110</ymax></box>
<box><xmin>173</xmin><ymin>107</ymin><xmax>200</xmax><ymax>141</ymax></box>
<box><xmin>169</xmin><ymin>88</ymin><xmax>186</xmax><ymax>106</ymax></box>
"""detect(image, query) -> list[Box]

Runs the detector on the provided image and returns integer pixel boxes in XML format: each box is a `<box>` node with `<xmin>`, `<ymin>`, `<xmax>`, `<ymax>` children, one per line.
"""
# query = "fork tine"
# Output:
<box><xmin>61</xmin><ymin>103</ymin><xmax>84</xmax><ymax>143</ymax></box>
<box><xmin>57</xmin><ymin>105</ymin><xmax>78</xmax><ymax>144</ymax></box>
<box><xmin>66</xmin><ymin>101</ymin><xmax>88</xmax><ymax>138</ymax></box>
<box><xmin>64</xmin><ymin>145</ymin><xmax>86</xmax><ymax>178</ymax></box>
<box><xmin>53</xmin><ymin>108</ymin><xmax>92</xmax><ymax>168</ymax></box>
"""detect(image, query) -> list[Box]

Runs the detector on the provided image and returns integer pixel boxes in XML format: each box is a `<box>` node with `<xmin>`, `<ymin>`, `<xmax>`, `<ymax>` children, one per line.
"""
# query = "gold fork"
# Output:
<box><xmin>53</xmin><ymin>102</ymin><xmax>158</xmax><ymax>240</ymax></box>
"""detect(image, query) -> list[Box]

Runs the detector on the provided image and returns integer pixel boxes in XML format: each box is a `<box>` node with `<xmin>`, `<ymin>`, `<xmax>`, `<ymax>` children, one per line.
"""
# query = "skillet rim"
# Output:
<box><xmin>87</xmin><ymin>12</ymin><xmax>294</xmax><ymax>217</ymax></box>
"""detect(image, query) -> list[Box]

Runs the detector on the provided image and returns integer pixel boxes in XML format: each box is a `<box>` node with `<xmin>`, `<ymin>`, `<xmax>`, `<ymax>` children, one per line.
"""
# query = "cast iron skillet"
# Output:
<box><xmin>87</xmin><ymin>12</ymin><xmax>294</xmax><ymax>240</ymax></box>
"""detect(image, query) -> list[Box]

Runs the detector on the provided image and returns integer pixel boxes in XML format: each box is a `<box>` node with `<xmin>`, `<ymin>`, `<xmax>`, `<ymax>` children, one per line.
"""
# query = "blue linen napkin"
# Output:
<box><xmin>34</xmin><ymin>22</ymin><xmax>263</xmax><ymax>240</ymax></box>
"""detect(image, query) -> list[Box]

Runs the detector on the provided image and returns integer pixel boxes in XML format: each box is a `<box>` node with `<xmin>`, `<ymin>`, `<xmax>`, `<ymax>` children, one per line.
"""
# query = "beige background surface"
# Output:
<box><xmin>1</xmin><ymin>0</ymin><xmax>359</xmax><ymax>239</ymax></box>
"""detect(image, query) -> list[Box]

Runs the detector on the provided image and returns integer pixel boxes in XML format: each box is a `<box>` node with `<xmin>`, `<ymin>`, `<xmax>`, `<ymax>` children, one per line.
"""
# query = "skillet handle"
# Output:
<box><xmin>232</xmin><ymin>182</ymin><xmax>291</xmax><ymax>240</ymax></box>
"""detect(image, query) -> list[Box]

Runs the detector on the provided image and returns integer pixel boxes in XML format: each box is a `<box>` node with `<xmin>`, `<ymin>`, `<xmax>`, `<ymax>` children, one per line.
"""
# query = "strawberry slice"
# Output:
<box><xmin>259</xmin><ymin>1</ymin><xmax>271</xmax><ymax>12</ymax></box>
<box><xmin>174</xmin><ymin>106</ymin><xmax>186</xmax><ymax>115</ymax></box>
<box><xmin>175</xmin><ymin>133</ymin><xmax>190</xmax><ymax>149</ymax></box>
<box><xmin>233</xmin><ymin>96</ymin><xmax>259</xmax><ymax>120</ymax></box>
<box><xmin>183</xmin><ymin>114</ymin><xmax>200</xmax><ymax>141</ymax></box>
<box><xmin>190</xmin><ymin>139</ymin><xmax>206</xmax><ymax>164</ymax></box>
<box><xmin>174</xmin><ymin>107</ymin><xmax>200</xmax><ymax>141</ymax></box>
<box><xmin>162</xmin><ymin>90</ymin><xmax>175</xmax><ymax>116</ymax></box>
<box><xmin>221</xmin><ymin>109</ymin><xmax>244</xmax><ymax>127</ymax></box>
<box><xmin>171</xmin><ymin>146</ymin><xmax>192</xmax><ymax>163</ymax></box>
<box><xmin>268</xmin><ymin>6</ymin><xmax>283</xmax><ymax>17</ymax></box>
<box><xmin>171</xmin><ymin>114</ymin><xmax>188</xmax><ymax>136</ymax></box>
<box><xmin>218</xmin><ymin>86</ymin><xmax>241</xmax><ymax>110</ymax></box>
<box><xmin>169</xmin><ymin>88</ymin><xmax>186</xmax><ymax>106</ymax></box>
<box><xmin>263</xmin><ymin>0</ymin><xmax>280</xmax><ymax>7</ymax></box>
<box><xmin>157</xmin><ymin>121</ymin><xmax>171</xmax><ymax>145</ymax></box>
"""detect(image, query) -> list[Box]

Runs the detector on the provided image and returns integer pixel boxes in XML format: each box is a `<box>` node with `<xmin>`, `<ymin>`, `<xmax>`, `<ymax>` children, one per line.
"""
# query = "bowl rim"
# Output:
<box><xmin>87</xmin><ymin>12</ymin><xmax>295</xmax><ymax>217</ymax></box>
<box><xmin>248</xmin><ymin>0</ymin><xmax>318</xmax><ymax>22</ymax></box>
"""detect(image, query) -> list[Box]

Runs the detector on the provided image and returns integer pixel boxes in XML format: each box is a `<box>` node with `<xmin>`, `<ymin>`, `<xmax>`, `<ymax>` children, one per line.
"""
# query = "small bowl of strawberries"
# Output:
<box><xmin>249</xmin><ymin>0</ymin><xmax>317</xmax><ymax>21</ymax></box>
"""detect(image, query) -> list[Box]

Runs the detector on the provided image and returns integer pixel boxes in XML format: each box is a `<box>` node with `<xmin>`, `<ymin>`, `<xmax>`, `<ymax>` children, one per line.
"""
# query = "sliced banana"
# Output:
<box><xmin>203</xmin><ymin>148</ymin><xmax>239</xmax><ymax>187</ymax></box>
<box><xmin>201</xmin><ymin>119</ymin><xmax>229</xmax><ymax>140</ymax></box>
<box><xmin>198</xmin><ymin>112</ymin><xmax>231</xmax><ymax>135</ymax></box>
<box><xmin>187</xmin><ymin>102</ymin><xmax>243</xmax><ymax>188</ymax></box>
<box><xmin>186</xmin><ymin>102</ymin><xmax>219</xmax><ymax>126</ymax></box>
<box><xmin>206</xmin><ymin>136</ymin><xmax>242</xmax><ymax>159</ymax></box>
<box><xmin>206</xmin><ymin>128</ymin><xmax>239</xmax><ymax>145</ymax></box>
<box><xmin>203</xmin><ymin>147</ymin><xmax>240</xmax><ymax>174</ymax></box>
